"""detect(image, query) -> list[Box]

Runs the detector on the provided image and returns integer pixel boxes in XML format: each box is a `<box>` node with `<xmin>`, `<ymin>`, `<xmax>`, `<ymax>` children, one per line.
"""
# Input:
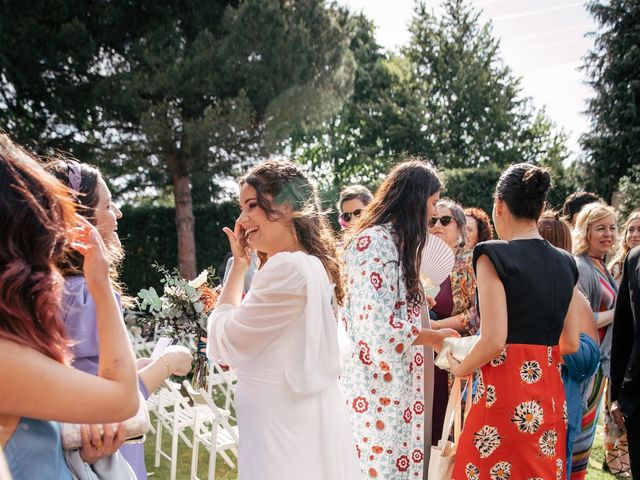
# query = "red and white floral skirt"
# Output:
<box><xmin>452</xmin><ymin>344</ymin><xmax>567</xmax><ymax>480</ymax></box>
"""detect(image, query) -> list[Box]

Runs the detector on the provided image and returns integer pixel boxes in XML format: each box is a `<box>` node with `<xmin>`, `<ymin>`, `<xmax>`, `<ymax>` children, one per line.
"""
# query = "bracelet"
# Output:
<box><xmin>158</xmin><ymin>355</ymin><xmax>171</xmax><ymax>377</ymax></box>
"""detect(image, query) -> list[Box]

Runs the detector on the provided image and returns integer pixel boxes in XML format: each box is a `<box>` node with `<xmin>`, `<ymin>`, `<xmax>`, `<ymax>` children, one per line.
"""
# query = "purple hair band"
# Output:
<box><xmin>67</xmin><ymin>161</ymin><xmax>82</xmax><ymax>192</ymax></box>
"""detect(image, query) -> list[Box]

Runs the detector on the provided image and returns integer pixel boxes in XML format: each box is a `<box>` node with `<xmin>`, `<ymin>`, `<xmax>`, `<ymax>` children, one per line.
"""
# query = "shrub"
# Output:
<box><xmin>118</xmin><ymin>203</ymin><xmax>239</xmax><ymax>295</ymax></box>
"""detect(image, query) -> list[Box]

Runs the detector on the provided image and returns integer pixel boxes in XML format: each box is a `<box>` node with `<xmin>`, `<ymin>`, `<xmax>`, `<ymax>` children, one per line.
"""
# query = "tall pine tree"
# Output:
<box><xmin>405</xmin><ymin>0</ymin><xmax>568</xmax><ymax>169</ymax></box>
<box><xmin>580</xmin><ymin>0</ymin><xmax>640</xmax><ymax>202</ymax></box>
<box><xmin>0</xmin><ymin>0</ymin><xmax>354</xmax><ymax>278</ymax></box>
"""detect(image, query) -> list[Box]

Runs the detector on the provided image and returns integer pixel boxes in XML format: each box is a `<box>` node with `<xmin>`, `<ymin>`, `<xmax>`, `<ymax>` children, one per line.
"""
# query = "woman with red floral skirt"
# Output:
<box><xmin>448</xmin><ymin>164</ymin><xmax>581</xmax><ymax>479</ymax></box>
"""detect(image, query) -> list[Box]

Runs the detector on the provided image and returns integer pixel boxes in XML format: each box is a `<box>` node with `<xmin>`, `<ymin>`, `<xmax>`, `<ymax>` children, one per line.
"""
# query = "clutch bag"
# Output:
<box><xmin>434</xmin><ymin>335</ymin><xmax>479</xmax><ymax>371</ymax></box>
<box><xmin>60</xmin><ymin>391</ymin><xmax>150</xmax><ymax>450</ymax></box>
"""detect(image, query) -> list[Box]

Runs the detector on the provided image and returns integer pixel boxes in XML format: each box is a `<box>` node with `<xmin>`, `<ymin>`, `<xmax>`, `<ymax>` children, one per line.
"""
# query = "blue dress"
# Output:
<box><xmin>4</xmin><ymin>417</ymin><xmax>72</xmax><ymax>479</ymax></box>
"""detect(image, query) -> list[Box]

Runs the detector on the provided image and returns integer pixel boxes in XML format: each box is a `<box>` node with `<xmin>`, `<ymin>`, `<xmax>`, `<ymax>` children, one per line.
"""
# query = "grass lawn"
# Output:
<box><xmin>144</xmin><ymin>415</ymin><xmax>236</xmax><ymax>480</ymax></box>
<box><xmin>143</xmin><ymin>421</ymin><xmax>618</xmax><ymax>479</ymax></box>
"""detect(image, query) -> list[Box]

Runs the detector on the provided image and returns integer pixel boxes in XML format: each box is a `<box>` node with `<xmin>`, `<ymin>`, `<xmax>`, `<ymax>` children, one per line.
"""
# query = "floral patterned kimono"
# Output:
<box><xmin>340</xmin><ymin>223</ymin><xmax>427</xmax><ymax>479</ymax></box>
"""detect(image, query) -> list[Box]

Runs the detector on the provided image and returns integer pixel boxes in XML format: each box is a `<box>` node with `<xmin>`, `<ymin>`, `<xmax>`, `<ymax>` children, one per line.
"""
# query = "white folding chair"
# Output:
<box><xmin>153</xmin><ymin>380</ymin><xmax>215</xmax><ymax>480</ymax></box>
<box><xmin>126</xmin><ymin>319</ymin><xmax>159</xmax><ymax>358</ymax></box>
<box><xmin>145</xmin><ymin>386</ymin><xmax>173</xmax><ymax>435</ymax></box>
<box><xmin>182</xmin><ymin>380</ymin><xmax>239</xmax><ymax>480</ymax></box>
<box><xmin>206</xmin><ymin>362</ymin><xmax>237</xmax><ymax>414</ymax></box>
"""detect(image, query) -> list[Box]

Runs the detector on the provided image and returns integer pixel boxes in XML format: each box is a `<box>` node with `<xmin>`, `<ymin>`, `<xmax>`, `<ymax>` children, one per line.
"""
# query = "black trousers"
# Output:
<box><xmin>627</xmin><ymin>407</ymin><xmax>640</xmax><ymax>479</ymax></box>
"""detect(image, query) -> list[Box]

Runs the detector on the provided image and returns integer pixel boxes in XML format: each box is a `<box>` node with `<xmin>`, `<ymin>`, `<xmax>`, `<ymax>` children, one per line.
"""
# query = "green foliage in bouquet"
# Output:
<box><xmin>137</xmin><ymin>264</ymin><xmax>221</xmax><ymax>388</ymax></box>
<box><xmin>138</xmin><ymin>264</ymin><xmax>220</xmax><ymax>339</ymax></box>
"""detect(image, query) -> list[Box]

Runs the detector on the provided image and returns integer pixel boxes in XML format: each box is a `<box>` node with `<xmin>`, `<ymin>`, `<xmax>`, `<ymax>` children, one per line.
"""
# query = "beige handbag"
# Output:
<box><xmin>428</xmin><ymin>376</ymin><xmax>472</xmax><ymax>479</ymax></box>
<box><xmin>60</xmin><ymin>391</ymin><xmax>150</xmax><ymax>450</ymax></box>
<box><xmin>434</xmin><ymin>335</ymin><xmax>479</xmax><ymax>371</ymax></box>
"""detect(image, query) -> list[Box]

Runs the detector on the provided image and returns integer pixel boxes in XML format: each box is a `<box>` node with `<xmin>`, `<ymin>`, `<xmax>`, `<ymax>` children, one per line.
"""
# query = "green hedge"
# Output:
<box><xmin>119</xmin><ymin>163</ymin><xmax>575</xmax><ymax>295</ymax></box>
<box><xmin>441</xmin><ymin>164</ymin><xmax>576</xmax><ymax>215</ymax></box>
<box><xmin>118</xmin><ymin>203</ymin><xmax>239</xmax><ymax>295</ymax></box>
<box><xmin>441</xmin><ymin>164</ymin><xmax>502</xmax><ymax>215</ymax></box>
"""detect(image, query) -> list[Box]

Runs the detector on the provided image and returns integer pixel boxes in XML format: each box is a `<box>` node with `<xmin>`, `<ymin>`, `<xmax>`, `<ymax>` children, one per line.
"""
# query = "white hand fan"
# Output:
<box><xmin>419</xmin><ymin>235</ymin><xmax>455</xmax><ymax>294</ymax></box>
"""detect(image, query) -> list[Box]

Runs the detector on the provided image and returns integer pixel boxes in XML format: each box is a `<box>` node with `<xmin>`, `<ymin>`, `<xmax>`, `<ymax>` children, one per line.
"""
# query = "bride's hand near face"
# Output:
<box><xmin>217</xmin><ymin>221</ymin><xmax>253</xmax><ymax>309</ymax></box>
<box><xmin>223</xmin><ymin>221</ymin><xmax>251</xmax><ymax>271</ymax></box>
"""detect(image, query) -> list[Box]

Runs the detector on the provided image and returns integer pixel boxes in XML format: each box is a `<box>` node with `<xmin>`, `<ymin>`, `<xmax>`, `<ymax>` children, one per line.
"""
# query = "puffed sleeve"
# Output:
<box><xmin>472</xmin><ymin>241</ymin><xmax>509</xmax><ymax>282</ymax></box>
<box><xmin>207</xmin><ymin>253</ymin><xmax>306</xmax><ymax>367</ymax></box>
<box><xmin>343</xmin><ymin>228</ymin><xmax>420</xmax><ymax>373</ymax></box>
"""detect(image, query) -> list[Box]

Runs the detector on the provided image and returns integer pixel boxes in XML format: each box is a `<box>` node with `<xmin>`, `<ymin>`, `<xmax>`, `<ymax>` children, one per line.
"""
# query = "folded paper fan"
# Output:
<box><xmin>420</xmin><ymin>235</ymin><xmax>455</xmax><ymax>290</ymax></box>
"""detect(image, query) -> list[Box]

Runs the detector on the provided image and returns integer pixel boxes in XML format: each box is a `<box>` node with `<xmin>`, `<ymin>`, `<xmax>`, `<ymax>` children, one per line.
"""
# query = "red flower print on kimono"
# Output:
<box><xmin>370</xmin><ymin>272</ymin><xmax>383</xmax><ymax>290</ymax></box>
<box><xmin>414</xmin><ymin>352</ymin><xmax>424</xmax><ymax>366</ymax></box>
<box><xmin>389</xmin><ymin>313</ymin><xmax>403</xmax><ymax>329</ymax></box>
<box><xmin>358</xmin><ymin>340</ymin><xmax>373</xmax><ymax>365</ymax></box>
<box><xmin>356</xmin><ymin>235</ymin><xmax>371</xmax><ymax>251</ymax></box>
<box><xmin>396</xmin><ymin>455</ymin><xmax>410</xmax><ymax>472</ymax></box>
<box><xmin>411</xmin><ymin>449</ymin><xmax>424</xmax><ymax>463</ymax></box>
<box><xmin>340</xmin><ymin>224</ymin><xmax>424</xmax><ymax>479</ymax></box>
<box><xmin>353</xmin><ymin>396</ymin><xmax>369</xmax><ymax>413</ymax></box>
<box><xmin>403</xmin><ymin>408</ymin><xmax>412</xmax><ymax>423</ymax></box>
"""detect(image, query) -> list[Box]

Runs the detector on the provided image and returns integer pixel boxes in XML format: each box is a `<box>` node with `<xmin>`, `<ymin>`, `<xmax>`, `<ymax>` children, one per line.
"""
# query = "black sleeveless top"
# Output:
<box><xmin>472</xmin><ymin>239</ymin><xmax>578</xmax><ymax>346</ymax></box>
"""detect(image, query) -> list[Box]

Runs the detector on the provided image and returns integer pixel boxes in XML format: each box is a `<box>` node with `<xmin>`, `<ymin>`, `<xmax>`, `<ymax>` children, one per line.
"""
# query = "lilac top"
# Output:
<box><xmin>61</xmin><ymin>276</ymin><xmax>148</xmax><ymax>480</ymax></box>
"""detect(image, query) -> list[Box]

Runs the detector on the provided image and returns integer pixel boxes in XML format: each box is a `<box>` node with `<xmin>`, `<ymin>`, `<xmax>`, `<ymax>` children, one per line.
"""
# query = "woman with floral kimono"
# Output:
<box><xmin>340</xmin><ymin>158</ymin><xmax>458</xmax><ymax>479</ymax></box>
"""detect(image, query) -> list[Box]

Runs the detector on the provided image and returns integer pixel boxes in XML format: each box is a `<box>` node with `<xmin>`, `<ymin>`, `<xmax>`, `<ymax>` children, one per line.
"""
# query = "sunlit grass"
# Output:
<box><xmin>143</xmin><ymin>421</ymin><xmax>616</xmax><ymax>479</ymax></box>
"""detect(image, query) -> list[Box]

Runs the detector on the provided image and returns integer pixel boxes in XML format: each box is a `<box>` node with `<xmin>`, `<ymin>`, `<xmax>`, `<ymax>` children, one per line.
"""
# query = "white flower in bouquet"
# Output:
<box><xmin>188</xmin><ymin>270</ymin><xmax>209</xmax><ymax>289</ymax></box>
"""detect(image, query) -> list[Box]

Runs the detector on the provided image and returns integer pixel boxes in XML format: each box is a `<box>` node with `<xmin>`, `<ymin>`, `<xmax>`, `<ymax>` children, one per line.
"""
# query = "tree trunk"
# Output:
<box><xmin>170</xmin><ymin>153</ymin><xmax>197</xmax><ymax>280</ymax></box>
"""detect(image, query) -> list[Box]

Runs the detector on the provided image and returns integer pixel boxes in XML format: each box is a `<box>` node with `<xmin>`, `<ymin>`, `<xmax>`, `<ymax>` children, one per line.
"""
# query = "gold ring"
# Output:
<box><xmin>94</xmin><ymin>441</ymin><xmax>103</xmax><ymax>450</ymax></box>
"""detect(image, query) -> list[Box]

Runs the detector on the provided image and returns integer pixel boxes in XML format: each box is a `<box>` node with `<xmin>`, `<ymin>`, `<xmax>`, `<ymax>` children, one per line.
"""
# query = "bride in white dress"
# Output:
<box><xmin>207</xmin><ymin>161</ymin><xmax>361</xmax><ymax>480</ymax></box>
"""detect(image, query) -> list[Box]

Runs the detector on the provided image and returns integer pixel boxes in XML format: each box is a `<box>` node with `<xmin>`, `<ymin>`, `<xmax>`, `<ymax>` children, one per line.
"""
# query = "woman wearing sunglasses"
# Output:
<box><xmin>428</xmin><ymin>199</ymin><xmax>479</xmax><ymax>336</ymax></box>
<box><xmin>337</xmin><ymin>185</ymin><xmax>373</xmax><ymax>231</ymax></box>
<box><xmin>428</xmin><ymin>199</ymin><xmax>480</xmax><ymax>448</ymax></box>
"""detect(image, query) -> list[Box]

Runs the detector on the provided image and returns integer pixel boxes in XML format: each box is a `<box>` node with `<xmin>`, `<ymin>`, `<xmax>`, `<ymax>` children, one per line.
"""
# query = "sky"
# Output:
<box><xmin>336</xmin><ymin>0</ymin><xmax>599</xmax><ymax>155</ymax></box>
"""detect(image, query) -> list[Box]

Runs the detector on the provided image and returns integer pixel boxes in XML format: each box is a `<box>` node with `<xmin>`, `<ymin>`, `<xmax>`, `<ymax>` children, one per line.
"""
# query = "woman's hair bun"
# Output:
<box><xmin>522</xmin><ymin>166</ymin><xmax>551</xmax><ymax>198</ymax></box>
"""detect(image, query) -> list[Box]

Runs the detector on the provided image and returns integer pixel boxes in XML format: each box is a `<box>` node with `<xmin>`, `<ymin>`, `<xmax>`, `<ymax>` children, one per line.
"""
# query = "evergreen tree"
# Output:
<box><xmin>288</xmin><ymin>14</ymin><xmax>418</xmax><ymax>188</ymax></box>
<box><xmin>0</xmin><ymin>0</ymin><xmax>354</xmax><ymax>278</ymax></box>
<box><xmin>579</xmin><ymin>0</ymin><xmax>640</xmax><ymax>201</ymax></box>
<box><xmin>405</xmin><ymin>0</ymin><xmax>568</xmax><ymax>169</ymax></box>
<box><xmin>291</xmin><ymin>0</ymin><xmax>571</xmax><ymax>195</ymax></box>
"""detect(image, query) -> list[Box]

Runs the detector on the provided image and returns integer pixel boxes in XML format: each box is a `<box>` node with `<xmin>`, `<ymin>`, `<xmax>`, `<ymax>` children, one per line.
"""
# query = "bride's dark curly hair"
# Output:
<box><xmin>239</xmin><ymin>160</ymin><xmax>345</xmax><ymax>305</ymax></box>
<box><xmin>0</xmin><ymin>134</ymin><xmax>76</xmax><ymax>364</ymax></box>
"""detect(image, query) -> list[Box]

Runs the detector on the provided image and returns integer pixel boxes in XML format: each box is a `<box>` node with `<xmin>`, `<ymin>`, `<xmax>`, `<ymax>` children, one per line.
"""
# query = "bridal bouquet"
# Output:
<box><xmin>138</xmin><ymin>264</ymin><xmax>220</xmax><ymax>388</ymax></box>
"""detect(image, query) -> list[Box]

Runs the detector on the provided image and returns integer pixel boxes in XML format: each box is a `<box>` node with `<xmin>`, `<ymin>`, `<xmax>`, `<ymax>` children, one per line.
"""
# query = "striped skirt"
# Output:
<box><xmin>569</xmin><ymin>367</ymin><xmax>605</xmax><ymax>479</ymax></box>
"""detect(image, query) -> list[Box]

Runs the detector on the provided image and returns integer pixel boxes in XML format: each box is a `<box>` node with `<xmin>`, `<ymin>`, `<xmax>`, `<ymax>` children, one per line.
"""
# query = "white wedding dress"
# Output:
<box><xmin>208</xmin><ymin>251</ymin><xmax>361</xmax><ymax>480</ymax></box>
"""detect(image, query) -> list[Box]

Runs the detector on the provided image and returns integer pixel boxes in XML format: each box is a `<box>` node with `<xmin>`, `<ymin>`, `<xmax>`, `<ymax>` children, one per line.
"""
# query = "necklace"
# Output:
<box><xmin>589</xmin><ymin>254</ymin><xmax>607</xmax><ymax>273</ymax></box>
<box><xmin>510</xmin><ymin>227</ymin><xmax>541</xmax><ymax>241</ymax></box>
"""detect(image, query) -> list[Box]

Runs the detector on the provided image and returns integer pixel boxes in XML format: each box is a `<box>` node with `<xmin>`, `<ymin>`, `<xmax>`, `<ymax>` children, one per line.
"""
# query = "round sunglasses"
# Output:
<box><xmin>340</xmin><ymin>209</ymin><xmax>363</xmax><ymax>222</ymax></box>
<box><xmin>429</xmin><ymin>215</ymin><xmax>455</xmax><ymax>228</ymax></box>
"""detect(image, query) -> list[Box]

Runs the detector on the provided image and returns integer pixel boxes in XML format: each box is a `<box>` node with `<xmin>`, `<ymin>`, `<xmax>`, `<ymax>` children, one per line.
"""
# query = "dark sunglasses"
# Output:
<box><xmin>340</xmin><ymin>209</ymin><xmax>363</xmax><ymax>222</ymax></box>
<box><xmin>429</xmin><ymin>215</ymin><xmax>455</xmax><ymax>228</ymax></box>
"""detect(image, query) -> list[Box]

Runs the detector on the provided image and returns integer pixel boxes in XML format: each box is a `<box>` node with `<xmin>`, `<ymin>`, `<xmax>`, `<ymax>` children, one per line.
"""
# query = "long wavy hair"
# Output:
<box><xmin>609</xmin><ymin>210</ymin><xmax>640</xmax><ymax>277</ymax></box>
<box><xmin>44</xmin><ymin>157</ymin><xmax>127</xmax><ymax>300</ymax></box>
<box><xmin>349</xmin><ymin>158</ymin><xmax>442</xmax><ymax>304</ymax></box>
<box><xmin>239</xmin><ymin>160</ymin><xmax>345</xmax><ymax>304</ymax></box>
<box><xmin>0</xmin><ymin>134</ymin><xmax>76</xmax><ymax>364</ymax></box>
